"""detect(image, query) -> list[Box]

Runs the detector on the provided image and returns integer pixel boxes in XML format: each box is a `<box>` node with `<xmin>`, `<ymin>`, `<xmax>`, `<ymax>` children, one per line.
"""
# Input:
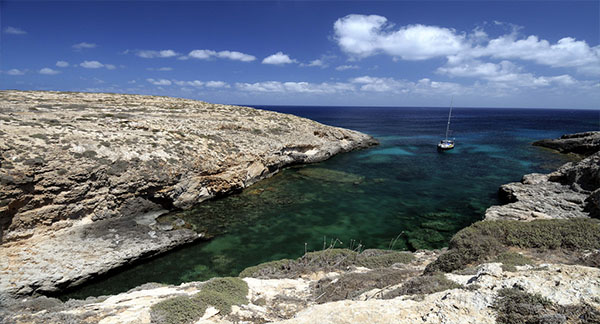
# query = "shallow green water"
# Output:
<box><xmin>59</xmin><ymin>107</ymin><xmax>595</xmax><ymax>299</ymax></box>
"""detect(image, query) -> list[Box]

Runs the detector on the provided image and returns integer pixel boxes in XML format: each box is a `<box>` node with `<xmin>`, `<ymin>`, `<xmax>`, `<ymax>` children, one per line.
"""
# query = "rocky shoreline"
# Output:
<box><xmin>1</xmin><ymin>103</ymin><xmax>599</xmax><ymax>323</ymax></box>
<box><xmin>0</xmin><ymin>91</ymin><xmax>377</xmax><ymax>298</ymax></box>
<box><xmin>486</xmin><ymin>131</ymin><xmax>600</xmax><ymax>221</ymax></box>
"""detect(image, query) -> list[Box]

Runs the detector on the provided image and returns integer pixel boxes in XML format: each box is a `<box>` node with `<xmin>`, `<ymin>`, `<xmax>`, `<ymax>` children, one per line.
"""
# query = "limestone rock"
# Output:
<box><xmin>533</xmin><ymin>131</ymin><xmax>600</xmax><ymax>156</ymax></box>
<box><xmin>0</xmin><ymin>90</ymin><xmax>377</xmax><ymax>297</ymax></box>
<box><xmin>3</xmin><ymin>262</ymin><xmax>598</xmax><ymax>324</ymax></box>
<box><xmin>485</xmin><ymin>152</ymin><xmax>600</xmax><ymax>221</ymax></box>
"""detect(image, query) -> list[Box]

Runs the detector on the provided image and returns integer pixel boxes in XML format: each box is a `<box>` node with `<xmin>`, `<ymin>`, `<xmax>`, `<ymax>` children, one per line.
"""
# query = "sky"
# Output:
<box><xmin>1</xmin><ymin>0</ymin><xmax>599</xmax><ymax>108</ymax></box>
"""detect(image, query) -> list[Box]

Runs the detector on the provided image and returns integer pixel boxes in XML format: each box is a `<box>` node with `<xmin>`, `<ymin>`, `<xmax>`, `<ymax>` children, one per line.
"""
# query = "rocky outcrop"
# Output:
<box><xmin>533</xmin><ymin>131</ymin><xmax>600</xmax><ymax>156</ymax></box>
<box><xmin>485</xmin><ymin>134</ymin><xmax>600</xmax><ymax>221</ymax></box>
<box><xmin>2</xmin><ymin>256</ymin><xmax>599</xmax><ymax>324</ymax></box>
<box><xmin>0</xmin><ymin>90</ymin><xmax>376</xmax><ymax>297</ymax></box>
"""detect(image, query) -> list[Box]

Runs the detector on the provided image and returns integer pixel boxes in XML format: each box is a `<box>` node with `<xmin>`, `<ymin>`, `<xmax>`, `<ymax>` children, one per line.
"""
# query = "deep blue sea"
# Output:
<box><xmin>61</xmin><ymin>106</ymin><xmax>598</xmax><ymax>299</ymax></box>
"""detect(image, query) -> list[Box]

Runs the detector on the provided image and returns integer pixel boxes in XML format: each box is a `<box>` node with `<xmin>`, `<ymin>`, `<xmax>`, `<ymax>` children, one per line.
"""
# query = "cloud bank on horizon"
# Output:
<box><xmin>1</xmin><ymin>2</ymin><xmax>599</xmax><ymax>108</ymax></box>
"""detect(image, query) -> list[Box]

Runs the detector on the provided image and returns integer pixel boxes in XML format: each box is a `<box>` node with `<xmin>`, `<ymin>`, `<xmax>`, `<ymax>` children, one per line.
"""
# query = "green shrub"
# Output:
<box><xmin>150</xmin><ymin>295</ymin><xmax>206</xmax><ymax>324</ymax></box>
<box><xmin>356</xmin><ymin>251</ymin><xmax>414</xmax><ymax>268</ymax></box>
<box><xmin>581</xmin><ymin>251</ymin><xmax>600</xmax><ymax>268</ymax></box>
<box><xmin>426</xmin><ymin>219</ymin><xmax>600</xmax><ymax>273</ymax></box>
<box><xmin>382</xmin><ymin>273</ymin><xmax>463</xmax><ymax>299</ymax></box>
<box><xmin>494</xmin><ymin>252</ymin><xmax>534</xmax><ymax>272</ymax></box>
<box><xmin>239</xmin><ymin>249</ymin><xmax>415</xmax><ymax>279</ymax></box>
<box><xmin>193</xmin><ymin>277</ymin><xmax>248</xmax><ymax>315</ymax></box>
<box><xmin>313</xmin><ymin>268</ymin><xmax>413</xmax><ymax>303</ymax></box>
<box><xmin>29</xmin><ymin>133</ymin><xmax>48</xmax><ymax>140</ymax></box>
<box><xmin>493</xmin><ymin>288</ymin><xmax>555</xmax><ymax>324</ymax></box>
<box><xmin>238</xmin><ymin>258</ymin><xmax>295</xmax><ymax>279</ymax></box>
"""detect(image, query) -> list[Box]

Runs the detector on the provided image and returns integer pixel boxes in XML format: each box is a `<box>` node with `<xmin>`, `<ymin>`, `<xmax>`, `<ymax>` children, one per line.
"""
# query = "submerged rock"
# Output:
<box><xmin>295</xmin><ymin>167</ymin><xmax>365</xmax><ymax>184</ymax></box>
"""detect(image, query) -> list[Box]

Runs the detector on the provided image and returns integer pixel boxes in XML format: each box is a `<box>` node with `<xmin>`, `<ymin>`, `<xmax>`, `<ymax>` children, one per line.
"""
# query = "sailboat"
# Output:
<box><xmin>437</xmin><ymin>98</ymin><xmax>455</xmax><ymax>151</ymax></box>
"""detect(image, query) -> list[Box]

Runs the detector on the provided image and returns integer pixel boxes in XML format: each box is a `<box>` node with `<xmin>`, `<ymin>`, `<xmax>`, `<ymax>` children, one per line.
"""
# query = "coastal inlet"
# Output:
<box><xmin>58</xmin><ymin>106</ymin><xmax>596</xmax><ymax>299</ymax></box>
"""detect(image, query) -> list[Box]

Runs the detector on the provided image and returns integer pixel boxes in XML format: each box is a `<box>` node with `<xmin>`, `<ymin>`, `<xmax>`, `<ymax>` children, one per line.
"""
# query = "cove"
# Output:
<box><xmin>59</xmin><ymin>106</ymin><xmax>596</xmax><ymax>300</ymax></box>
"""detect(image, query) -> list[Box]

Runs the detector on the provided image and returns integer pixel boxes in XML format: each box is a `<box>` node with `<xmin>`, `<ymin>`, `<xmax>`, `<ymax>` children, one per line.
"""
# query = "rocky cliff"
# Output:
<box><xmin>486</xmin><ymin>131</ymin><xmax>600</xmax><ymax>221</ymax></box>
<box><xmin>0</xmin><ymin>90</ymin><xmax>376</xmax><ymax>297</ymax></box>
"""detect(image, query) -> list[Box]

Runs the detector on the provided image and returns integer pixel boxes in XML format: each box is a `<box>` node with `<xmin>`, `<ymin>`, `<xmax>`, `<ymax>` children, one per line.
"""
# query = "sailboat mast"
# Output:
<box><xmin>445</xmin><ymin>97</ymin><xmax>453</xmax><ymax>140</ymax></box>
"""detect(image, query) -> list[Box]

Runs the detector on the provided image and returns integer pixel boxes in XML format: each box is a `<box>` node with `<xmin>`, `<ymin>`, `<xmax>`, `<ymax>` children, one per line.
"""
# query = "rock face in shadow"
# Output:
<box><xmin>486</xmin><ymin>132</ymin><xmax>600</xmax><ymax>221</ymax></box>
<box><xmin>533</xmin><ymin>131</ymin><xmax>600</xmax><ymax>156</ymax></box>
<box><xmin>0</xmin><ymin>90</ymin><xmax>377</xmax><ymax>298</ymax></box>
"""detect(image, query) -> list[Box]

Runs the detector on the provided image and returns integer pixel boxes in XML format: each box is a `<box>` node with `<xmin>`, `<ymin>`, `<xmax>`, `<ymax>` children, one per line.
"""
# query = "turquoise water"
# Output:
<box><xmin>59</xmin><ymin>107</ymin><xmax>597</xmax><ymax>299</ymax></box>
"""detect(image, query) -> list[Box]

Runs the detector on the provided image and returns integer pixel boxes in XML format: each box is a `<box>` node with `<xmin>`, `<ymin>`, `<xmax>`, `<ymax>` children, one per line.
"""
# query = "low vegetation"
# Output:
<box><xmin>493</xmin><ymin>287</ymin><xmax>600</xmax><ymax>324</ymax></box>
<box><xmin>494</xmin><ymin>252</ymin><xmax>534</xmax><ymax>272</ymax></box>
<box><xmin>150</xmin><ymin>277</ymin><xmax>248</xmax><ymax>324</ymax></box>
<box><xmin>150</xmin><ymin>295</ymin><xmax>206</xmax><ymax>324</ymax></box>
<box><xmin>239</xmin><ymin>248</ymin><xmax>414</xmax><ymax>279</ymax></box>
<box><xmin>382</xmin><ymin>273</ymin><xmax>463</xmax><ymax>300</ymax></box>
<box><xmin>193</xmin><ymin>277</ymin><xmax>249</xmax><ymax>315</ymax></box>
<box><xmin>312</xmin><ymin>268</ymin><xmax>415</xmax><ymax>303</ymax></box>
<box><xmin>426</xmin><ymin>218</ymin><xmax>600</xmax><ymax>273</ymax></box>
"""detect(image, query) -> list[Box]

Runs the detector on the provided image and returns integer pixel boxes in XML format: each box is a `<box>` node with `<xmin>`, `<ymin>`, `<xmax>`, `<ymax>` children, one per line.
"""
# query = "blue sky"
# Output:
<box><xmin>1</xmin><ymin>1</ymin><xmax>599</xmax><ymax>108</ymax></box>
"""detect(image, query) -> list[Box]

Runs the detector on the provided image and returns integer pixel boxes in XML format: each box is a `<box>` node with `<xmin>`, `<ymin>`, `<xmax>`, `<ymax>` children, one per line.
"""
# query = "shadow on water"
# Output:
<box><xmin>58</xmin><ymin>107</ymin><xmax>598</xmax><ymax>300</ymax></box>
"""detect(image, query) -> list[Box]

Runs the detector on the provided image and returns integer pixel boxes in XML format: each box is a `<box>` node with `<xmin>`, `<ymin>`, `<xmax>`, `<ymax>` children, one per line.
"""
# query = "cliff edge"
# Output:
<box><xmin>0</xmin><ymin>90</ymin><xmax>376</xmax><ymax>297</ymax></box>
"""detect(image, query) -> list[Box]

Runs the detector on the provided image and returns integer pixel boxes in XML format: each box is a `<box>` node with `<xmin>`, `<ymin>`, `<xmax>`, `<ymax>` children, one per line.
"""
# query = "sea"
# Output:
<box><xmin>59</xmin><ymin>106</ymin><xmax>598</xmax><ymax>299</ymax></box>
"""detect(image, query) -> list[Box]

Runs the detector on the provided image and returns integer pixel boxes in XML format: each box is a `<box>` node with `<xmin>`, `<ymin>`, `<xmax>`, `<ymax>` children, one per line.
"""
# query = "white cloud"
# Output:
<box><xmin>437</xmin><ymin>59</ymin><xmax>584</xmax><ymax>89</ymax></box>
<box><xmin>334</xmin><ymin>14</ymin><xmax>466</xmax><ymax>60</ymax></box>
<box><xmin>39</xmin><ymin>68</ymin><xmax>61</xmax><ymax>75</ymax></box>
<box><xmin>304</xmin><ymin>59</ymin><xmax>327</xmax><ymax>68</ymax></box>
<box><xmin>3</xmin><ymin>26</ymin><xmax>27</xmax><ymax>35</ymax></box>
<box><xmin>473</xmin><ymin>35</ymin><xmax>600</xmax><ymax>74</ymax></box>
<box><xmin>217</xmin><ymin>50</ymin><xmax>256</xmax><ymax>62</ymax></box>
<box><xmin>333</xmin><ymin>14</ymin><xmax>600</xmax><ymax>76</ymax></box>
<box><xmin>80</xmin><ymin>61</ymin><xmax>104</xmax><ymax>68</ymax></box>
<box><xmin>173</xmin><ymin>80</ymin><xmax>204</xmax><ymax>87</ymax></box>
<box><xmin>336</xmin><ymin>65</ymin><xmax>359</xmax><ymax>71</ymax></box>
<box><xmin>5</xmin><ymin>69</ymin><xmax>25</xmax><ymax>75</ymax></box>
<box><xmin>262</xmin><ymin>52</ymin><xmax>297</xmax><ymax>65</ymax></box>
<box><xmin>308</xmin><ymin>59</ymin><xmax>326</xmax><ymax>67</ymax></box>
<box><xmin>186</xmin><ymin>49</ymin><xmax>256</xmax><ymax>62</ymax></box>
<box><xmin>188</xmin><ymin>49</ymin><xmax>217</xmax><ymax>59</ymax></box>
<box><xmin>236</xmin><ymin>81</ymin><xmax>354</xmax><ymax>94</ymax></box>
<box><xmin>136</xmin><ymin>49</ymin><xmax>179</xmax><ymax>58</ymax></box>
<box><xmin>56</xmin><ymin>61</ymin><xmax>69</xmax><ymax>67</ymax></box>
<box><xmin>72</xmin><ymin>42</ymin><xmax>97</xmax><ymax>50</ymax></box>
<box><xmin>438</xmin><ymin>60</ymin><xmax>521</xmax><ymax>79</ymax></box>
<box><xmin>172</xmin><ymin>80</ymin><xmax>230</xmax><ymax>88</ymax></box>
<box><xmin>146</xmin><ymin>78</ymin><xmax>172</xmax><ymax>86</ymax></box>
<box><xmin>147</xmin><ymin>67</ymin><xmax>173</xmax><ymax>71</ymax></box>
<box><xmin>351</xmin><ymin>76</ymin><xmax>411</xmax><ymax>93</ymax></box>
<box><xmin>80</xmin><ymin>61</ymin><xmax>115</xmax><ymax>70</ymax></box>
<box><xmin>205</xmin><ymin>81</ymin><xmax>230</xmax><ymax>88</ymax></box>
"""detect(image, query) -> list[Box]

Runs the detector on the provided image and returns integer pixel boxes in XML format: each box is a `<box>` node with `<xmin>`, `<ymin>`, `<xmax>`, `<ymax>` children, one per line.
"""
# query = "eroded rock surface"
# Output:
<box><xmin>485</xmin><ymin>136</ymin><xmax>600</xmax><ymax>221</ymax></box>
<box><xmin>533</xmin><ymin>131</ymin><xmax>600</xmax><ymax>156</ymax></box>
<box><xmin>2</xmin><ymin>257</ymin><xmax>598</xmax><ymax>324</ymax></box>
<box><xmin>0</xmin><ymin>90</ymin><xmax>376</xmax><ymax>297</ymax></box>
